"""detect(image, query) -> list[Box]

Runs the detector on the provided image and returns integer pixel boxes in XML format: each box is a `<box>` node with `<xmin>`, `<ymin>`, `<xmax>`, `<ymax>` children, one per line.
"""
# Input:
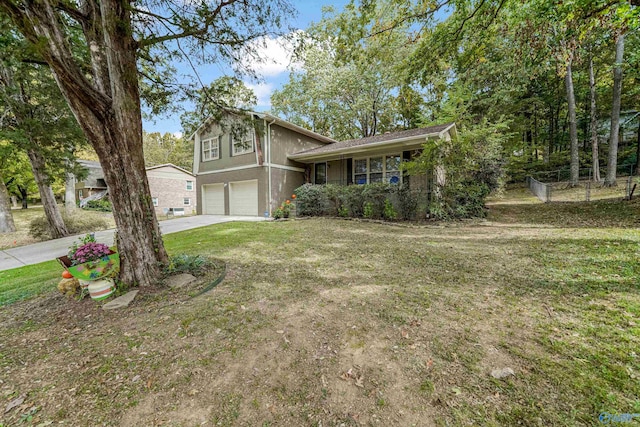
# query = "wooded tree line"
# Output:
<box><xmin>271</xmin><ymin>0</ymin><xmax>640</xmax><ymax>185</ymax></box>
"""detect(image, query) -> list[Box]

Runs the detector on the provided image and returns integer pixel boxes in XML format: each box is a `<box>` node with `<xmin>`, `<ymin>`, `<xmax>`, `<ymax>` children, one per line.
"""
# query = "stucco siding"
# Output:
<box><xmin>270</xmin><ymin>168</ymin><xmax>306</xmax><ymax>213</ymax></box>
<box><xmin>197</xmin><ymin>120</ymin><xmax>259</xmax><ymax>173</ymax></box>
<box><xmin>269</xmin><ymin>124</ymin><xmax>327</xmax><ymax>166</ymax></box>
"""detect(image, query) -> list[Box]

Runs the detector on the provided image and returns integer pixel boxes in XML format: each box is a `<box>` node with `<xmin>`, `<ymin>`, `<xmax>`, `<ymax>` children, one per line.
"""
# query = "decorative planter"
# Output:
<box><xmin>88</xmin><ymin>279</ymin><xmax>116</xmax><ymax>301</ymax></box>
<box><xmin>56</xmin><ymin>251</ymin><xmax>119</xmax><ymax>282</ymax></box>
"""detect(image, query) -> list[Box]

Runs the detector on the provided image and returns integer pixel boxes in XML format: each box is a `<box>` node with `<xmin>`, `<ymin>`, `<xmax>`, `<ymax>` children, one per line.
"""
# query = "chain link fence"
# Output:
<box><xmin>529</xmin><ymin>164</ymin><xmax>636</xmax><ymax>183</ymax></box>
<box><xmin>526</xmin><ymin>176</ymin><xmax>552</xmax><ymax>202</ymax></box>
<box><xmin>527</xmin><ymin>175</ymin><xmax>638</xmax><ymax>202</ymax></box>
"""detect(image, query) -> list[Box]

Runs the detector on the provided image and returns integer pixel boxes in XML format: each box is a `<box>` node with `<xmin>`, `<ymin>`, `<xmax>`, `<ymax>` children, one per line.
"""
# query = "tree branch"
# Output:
<box><xmin>137</xmin><ymin>0</ymin><xmax>239</xmax><ymax>48</ymax></box>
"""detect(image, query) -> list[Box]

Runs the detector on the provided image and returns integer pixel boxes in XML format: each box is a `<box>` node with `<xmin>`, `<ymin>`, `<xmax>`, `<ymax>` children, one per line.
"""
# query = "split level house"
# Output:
<box><xmin>191</xmin><ymin>111</ymin><xmax>457</xmax><ymax>216</ymax></box>
<box><xmin>75</xmin><ymin>162</ymin><xmax>196</xmax><ymax>216</ymax></box>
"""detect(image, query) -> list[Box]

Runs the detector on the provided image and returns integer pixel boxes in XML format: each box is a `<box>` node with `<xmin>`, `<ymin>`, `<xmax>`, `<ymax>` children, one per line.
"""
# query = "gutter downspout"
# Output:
<box><xmin>267</xmin><ymin>117</ymin><xmax>276</xmax><ymax>216</ymax></box>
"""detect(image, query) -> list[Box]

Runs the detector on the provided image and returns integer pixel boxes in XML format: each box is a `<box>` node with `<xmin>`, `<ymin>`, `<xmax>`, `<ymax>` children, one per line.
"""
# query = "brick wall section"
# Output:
<box><xmin>147</xmin><ymin>166</ymin><xmax>196</xmax><ymax>216</ymax></box>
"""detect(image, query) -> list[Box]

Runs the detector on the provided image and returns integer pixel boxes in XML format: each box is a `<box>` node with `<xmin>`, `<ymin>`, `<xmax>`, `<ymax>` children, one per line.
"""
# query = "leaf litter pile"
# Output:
<box><xmin>1</xmin><ymin>198</ymin><xmax>639</xmax><ymax>426</ymax></box>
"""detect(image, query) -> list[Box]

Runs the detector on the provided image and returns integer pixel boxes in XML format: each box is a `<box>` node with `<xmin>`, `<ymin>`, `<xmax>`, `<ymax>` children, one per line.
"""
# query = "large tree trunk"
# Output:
<box><xmin>27</xmin><ymin>149</ymin><xmax>68</xmax><ymax>239</ymax></box>
<box><xmin>65</xmin><ymin>168</ymin><xmax>76</xmax><ymax>215</ymax></box>
<box><xmin>0</xmin><ymin>171</ymin><xmax>16</xmax><ymax>233</ymax></box>
<box><xmin>589</xmin><ymin>57</ymin><xmax>601</xmax><ymax>182</ymax></box>
<box><xmin>565</xmin><ymin>58</ymin><xmax>579</xmax><ymax>186</ymax></box>
<box><xmin>3</xmin><ymin>0</ymin><xmax>169</xmax><ymax>285</ymax></box>
<box><xmin>17</xmin><ymin>185</ymin><xmax>28</xmax><ymax>209</ymax></box>
<box><xmin>605</xmin><ymin>34</ymin><xmax>625</xmax><ymax>186</ymax></box>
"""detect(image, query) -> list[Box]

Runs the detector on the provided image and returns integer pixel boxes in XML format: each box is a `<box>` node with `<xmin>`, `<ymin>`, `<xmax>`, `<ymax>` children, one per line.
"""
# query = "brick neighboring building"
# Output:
<box><xmin>76</xmin><ymin>162</ymin><xmax>196</xmax><ymax>215</ymax></box>
<box><xmin>146</xmin><ymin>164</ymin><xmax>196</xmax><ymax>216</ymax></box>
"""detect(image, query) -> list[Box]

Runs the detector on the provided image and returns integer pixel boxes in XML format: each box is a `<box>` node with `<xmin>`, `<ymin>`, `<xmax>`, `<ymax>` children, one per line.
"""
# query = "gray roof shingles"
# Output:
<box><xmin>292</xmin><ymin>123</ymin><xmax>454</xmax><ymax>156</ymax></box>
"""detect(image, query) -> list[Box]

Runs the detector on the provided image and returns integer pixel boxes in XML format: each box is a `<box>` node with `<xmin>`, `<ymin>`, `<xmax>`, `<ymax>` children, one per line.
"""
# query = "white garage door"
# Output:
<box><xmin>229</xmin><ymin>180</ymin><xmax>258</xmax><ymax>216</ymax></box>
<box><xmin>202</xmin><ymin>183</ymin><xmax>225</xmax><ymax>215</ymax></box>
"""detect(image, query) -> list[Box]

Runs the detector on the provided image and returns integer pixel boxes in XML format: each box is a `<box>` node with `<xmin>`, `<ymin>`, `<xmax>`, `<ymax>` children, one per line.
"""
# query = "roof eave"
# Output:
<box><xmin>288</xmin><ymin>131</ymin><xmax>445</xmax><ymax>162</ymax></box>
<box><xmin>189</xmin><ymin>110</ymin><xmax>337</xmax><ymax>145</ymax></box>
<box><xmin>145</xmin><ymin>163</ymin><xmax>195</xmax><ymax>176</ymax></box>
<box><xmin>252</xmin><ymin>112</ymin><xmax>336</xmax><ymax>144</ymax></box>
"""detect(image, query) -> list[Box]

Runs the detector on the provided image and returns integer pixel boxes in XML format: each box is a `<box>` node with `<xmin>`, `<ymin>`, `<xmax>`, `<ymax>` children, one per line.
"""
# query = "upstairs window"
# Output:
<box><xmin>152</xmin><ymin>197</ymin><xmax>158</xmax><ymax>207</ymax></box>
<box><xmin>232</xmin><ymin>131</ymin><xmax>254</xmax><ymax>155</ymax></box>
<box><xmin>202</xmin><ymin>137</ymin><xmax>220</xmax><ymax>161</ymax></box>
<box><xmin>186</xmin><ymin>180</ymin><xmax>194</xmax><ymax>191</ymax></box>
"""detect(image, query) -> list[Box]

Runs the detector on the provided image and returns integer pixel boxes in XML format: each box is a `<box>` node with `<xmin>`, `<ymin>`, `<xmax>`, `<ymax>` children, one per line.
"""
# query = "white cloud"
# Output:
<box><xmin>172</xmin><ymin>131</ymin><xmax>183</xmax><ymax>139</ymax></box>
<box><xmin>245</xmin><ymin>82</ymin><xmax>274</xmax><ymax>108</ymax></box>
<box><xmin>240</xmin><ymin>33</ymin><xmax>302</xmax><ymax>78</ymax></box>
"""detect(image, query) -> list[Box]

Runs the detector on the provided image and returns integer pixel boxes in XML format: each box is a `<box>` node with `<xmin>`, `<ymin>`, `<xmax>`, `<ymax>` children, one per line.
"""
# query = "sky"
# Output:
<box><xmin>142</xmin><ymin>0</ymin><xmax>352</xmax><ymax>136</ymax></box>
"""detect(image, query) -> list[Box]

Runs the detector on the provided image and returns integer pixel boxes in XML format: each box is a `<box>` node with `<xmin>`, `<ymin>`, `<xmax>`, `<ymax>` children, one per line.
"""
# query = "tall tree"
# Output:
<box><xmin>0</xmin><ymin>27</ymin><xmax>84</xmax><ymax>238</ymax></box>
<box><xmin>0</xmin><ymin>142</ymin><xmax>17</xmax><ymax>233</ymax></box>
<box><xmin>272</xmin><ymin>2</ymin><xmax>418</xmax><ymax>140</ymax></box>
<box><xmin>0</xmin><ymin>0</ymin><xmax>293</xmax><ymax>286</ymax></box>
<box><xmin>565</xmin><ymin>53</ymin><xmax>580</xmax><ymax>186</ymax></box>
<box><xmin>606</xmin><ymin>33</ymin><xmax>625</xmax><ymax>185</ymax></box>
<box><xmin>588</xmin><ymin>55</ymin><xmax>602</xmax><ymax>182</ymax></box>
<box><xmin>143</xmin><ymin>132</ymin><xmax>195</xmax><ymax>171</ymax></box>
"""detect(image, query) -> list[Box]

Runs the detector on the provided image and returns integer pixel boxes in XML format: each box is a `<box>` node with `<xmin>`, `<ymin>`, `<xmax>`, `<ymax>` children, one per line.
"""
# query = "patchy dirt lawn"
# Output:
<box><xmin>1</xmin><ymin>201</ymin><xmax>639</xmax><ymax>426</ymax></box>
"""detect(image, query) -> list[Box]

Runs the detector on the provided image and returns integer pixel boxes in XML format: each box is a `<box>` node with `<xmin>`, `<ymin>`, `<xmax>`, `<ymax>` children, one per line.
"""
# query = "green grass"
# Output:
<box><xmin>488</xmin><ymin>195</ymin><xmax>640</xmax><ymax>228</ymax></box>
<box><xmin>1</xmin><ymin>193</ymin><xmax>639</xmax><ymax>426</ymax></box>
<box><xmin>0</xmin><ymin>222</ymin><xmax>292</xmax><ymax>306</ymax></box>
<box><xmin>0</xmin><ymin>260</ymin><xmax>60</xmax><ymax>306</ymax></box>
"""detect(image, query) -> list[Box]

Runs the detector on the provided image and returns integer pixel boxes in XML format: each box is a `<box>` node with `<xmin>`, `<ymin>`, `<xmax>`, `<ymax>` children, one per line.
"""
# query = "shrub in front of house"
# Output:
<box><xmin>83</xmin><ymin>199</ymin><xmax>112</xmax><ymax>212</ymax></box>
<box><xmin>294</xmin><ymin>183</ymin><xmax>330</xmax><ymax>217</ymax></box>
<box><xmin>293</xmin><ymin>183</ymin><xmax>424</xmax><ymax>221</ymax></box>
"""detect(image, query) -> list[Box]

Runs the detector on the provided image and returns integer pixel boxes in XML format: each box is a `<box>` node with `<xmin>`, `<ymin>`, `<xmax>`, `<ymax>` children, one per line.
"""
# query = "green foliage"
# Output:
<box><xmin>29</xmin><ymin>213</ymin><xmax>108</xmax><ymax>239</ymax></box>
<box><xmin>142</xmin><ymin>132</ymin><xmax>194</xmax><ymax>171</ymax></box>
<box><xmin>164</xmin><ymin>254</ymin><xmax>211</xmax><ymax>276</ymax></box>
<box><xmin>363</xmin><ymin>202</ymin><xmax>374</xmax><ymax>219</ymax></box>
<box><xmin>395</xmin><ymin>184</ymin><xmax>419</xmax><ymax>220</ymax></box>
<box><xmin>180</xmin><ymin>76</ymin><xmax>258</xmax><ymax>137</ymax></box>
<box><xmin>272</xmin><ymin>200</ymin><xmax>292</xmax><ymax>220</ymax></box>
<box><xmin>271</xmin><ymin>2</ymin><xmax>421</xmax><ymax>140</ymax></box>
<box><xmin>404</xmin><ymin>120</ymin><xmax>509</xmax><ymax>219</ymax></box>
<box><xmin>383</xmin><ymin>199</ymin><xmax>397</xmax><ymax>221</ymax></box>
<box><xmin>293</xmin><ymin>183</ymin><xmax>330</xmax><ymax>217</ymax></box>
<box><xmin>340</xmin><ymin>185</ymin><xmax>365</xmax><ymax>218</ymax></box>
<box><xmin>293</xmin><ymin>183</ymin><xmax>431</xmax><ymax>221</ymax></box>
<box><xmin>83</xmin><ymin>199</ymin><xmax>112</xmax><ymax>212</ymax></box>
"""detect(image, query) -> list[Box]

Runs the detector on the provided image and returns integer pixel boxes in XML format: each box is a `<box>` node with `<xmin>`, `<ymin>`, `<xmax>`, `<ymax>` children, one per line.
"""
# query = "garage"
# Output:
<box><xmin>202</xmin><ymin>183</ymin><xmax>225</xmax><ymax>215</ymax></box>
<box><xmin>229</xmin><ymin>179</ymin><xmax>258</xmax><ymax>216</ymax></box>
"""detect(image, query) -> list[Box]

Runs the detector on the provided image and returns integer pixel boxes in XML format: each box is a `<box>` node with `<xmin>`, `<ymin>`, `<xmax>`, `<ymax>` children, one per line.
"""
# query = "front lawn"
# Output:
<box><xmin>1</xmin><ymin>201</ymin><xmax>639</xmax><ymax>426</ymax></box>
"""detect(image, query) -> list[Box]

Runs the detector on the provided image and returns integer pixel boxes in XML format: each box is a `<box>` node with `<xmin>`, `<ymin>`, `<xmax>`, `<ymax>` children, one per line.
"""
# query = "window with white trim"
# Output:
<box><xmin>232</xmin><ymin>131</ymin><xmax>254</xmax><ymax>155</ymax></box>
<box><xmin>186</xmin><ymin>180</ymin><xmax>193</xmax><ymax>190</ymax></box>
<box><xmin>353</xmin><ymin>154</ymin><xmax>402</xmax><ymax>184</ymax></box>
<box><xmin>152</xmin><ymin>197</ymin><xmax>158</xmax><ymax>207</ymax></box>
<box><xmin>183</xmin><ymin>197</ymin><xmax>191</xmax><ymax>206</ymax></box>
<box><xmin>202</xmin><ymin>137</ymin><xmax>220</xmax><ymax>161</ymax></box>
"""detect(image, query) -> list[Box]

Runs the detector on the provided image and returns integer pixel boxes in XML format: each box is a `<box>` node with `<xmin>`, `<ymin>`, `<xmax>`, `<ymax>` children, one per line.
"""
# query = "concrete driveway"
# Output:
<box><xmin>0</xmin><ymin>215</ymin><xmax>265</xmax><ymax>272</ymax></box>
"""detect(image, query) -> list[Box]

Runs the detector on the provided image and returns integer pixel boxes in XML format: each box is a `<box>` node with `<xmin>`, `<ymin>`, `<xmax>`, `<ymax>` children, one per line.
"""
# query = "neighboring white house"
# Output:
<box><xmin>75</xmin><ymin>162</ymin><xmax>196</xmax><ymax>215</ymax></box>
